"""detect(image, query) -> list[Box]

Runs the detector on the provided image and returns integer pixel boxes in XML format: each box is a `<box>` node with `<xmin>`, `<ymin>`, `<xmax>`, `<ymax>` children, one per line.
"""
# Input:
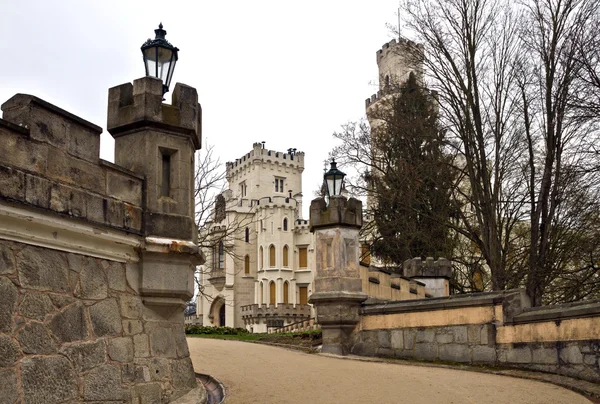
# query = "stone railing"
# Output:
<box><xmin>269</xmin><ymin>318</ymin><xmax>321</xmax><ymax>334</ymax></box>
<box><xmin>241</xmin><ymin>303</ymin><xmax>311</xmax><ymax>320</ymax></box>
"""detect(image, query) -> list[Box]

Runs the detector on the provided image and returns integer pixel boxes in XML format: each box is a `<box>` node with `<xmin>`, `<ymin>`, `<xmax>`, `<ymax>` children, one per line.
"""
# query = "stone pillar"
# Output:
<box><xmin>262</xmin><ymin>279</ymin><xmax>268</xmax><ymax>306</ymax></box>
<box><xmin>291</xmin><ymin>278</ymin><xmax>297</xmax><ymax>305</ymax></box>
<box><xmin>254</xmin><ymin>280</ymin><xmax>260</xmax><ymax>304</ymax></box>
<box><xmin>276</xmin><ymin>277</ymin><xmax>283</xmax><ymax>305</ymax></box>
<box><xmin>309</xmin><ymin>196</ymin><xmax>367</xmax><ymax>355</ymax></box>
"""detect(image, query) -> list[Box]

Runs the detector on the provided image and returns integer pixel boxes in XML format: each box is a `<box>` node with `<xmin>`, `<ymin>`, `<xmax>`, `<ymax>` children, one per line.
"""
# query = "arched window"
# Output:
<box><xmin>385</xmin><ymin>75</ymin><xmax>390</xmax><ymax>87</ymax></box>
<box><xmin>245</xmin><ymin>227</ymin><xmax>249</xmax><ymax>243</ymax></box>
<box><xmin>283</xmin><ymin>218</ymin><xmax>288</xmax><ymax>231</ymax></box>
<box><xmin>259</xmin><ymin>282</ymin><xmax>263</xmax><ymax>305</ymax></box>
<box><xmin>269</xmin><ymin>281</ymin><xmax>276</xmax><ymax>305</ymax></box>
<box><xmin>283</xmin><ymin>245</ymin><xmax>289</xmax><ymax>267</ymax></box>
<box><xmin>259</xmin><ymin>246</ymin><xmax>264</xmax><ymax>269</ymax></box>
<box><xmin>244</xmin><ymin>255</ymin><xmax>250</xmax><ymax>275</ymax></box>
<box><xmin>283</xmin><ymin>281</ymin><xmax>289</xmax><ymax>305</ymax></box>
<box><xmin>217</xmin><ymin>241</ymin><xmax>224</xmax><ymax>269</ymax></box>
<box><xmin>269</xmin><ymin>245</ymin><xmax>276</xmax><ymax>267</ymax></box>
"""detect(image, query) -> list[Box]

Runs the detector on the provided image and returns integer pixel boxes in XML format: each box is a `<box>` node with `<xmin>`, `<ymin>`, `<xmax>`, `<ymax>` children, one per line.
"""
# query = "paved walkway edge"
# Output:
<box><xmin>318</xmin><ymin>352</ymin><xmax>600</xmax><ymax>402</ymax></box>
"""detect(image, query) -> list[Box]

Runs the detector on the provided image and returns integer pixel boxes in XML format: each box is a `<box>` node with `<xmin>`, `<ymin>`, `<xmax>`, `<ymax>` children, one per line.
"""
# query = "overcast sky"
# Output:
<box><xmin>1</xmin><ymin>0</ymin><xmax>403</xmax><ymax>217</ymax></box>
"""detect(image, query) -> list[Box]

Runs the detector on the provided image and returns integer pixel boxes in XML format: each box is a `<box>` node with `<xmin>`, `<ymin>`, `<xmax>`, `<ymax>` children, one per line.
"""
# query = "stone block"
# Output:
<box><xmin>472</xmin><ymin>346</ymin><xmax>497</xmax><ymax>363</ymax></box>
<box><xmin>0</xmin><ymin>368</ymin><xmax>17</xmax><ymax>404</ymax></box>
<box><xmin>89</xmin><ymin>298</ymin><xmax>123</xmax><ymax>337</ymax></box>
<box><xmin>24</xmin><ymin>174</ymin><xmax>50</xmax><ymax>208</ymax></box>
<box><xmin>377</xmin><ymin>330</ymin><xmax>391</xmax><ymax>349</ymax></box>
<box><xmin>122</xmin><ymin>363</ymin><xmax>149</xmax><ymax>383</ymax></box>
<box><xmin>0</xmin><ymin>165</ymin><xmax>25</xmax><ymax>203</ymax></box>
<box><xmin>49</xmin><ymin>294</ymin><xmax>75</xmax><ymax>309</ymax></box>
<box><xmin>106</xmin><ymin>261</ymin><xmax>127</xmax><ymax>292</ymax></box>
<box><xmin>149</xmin><ymin>325</ymin><xmax>178</xmax><ymax>358</ymax></box>
<box><xmin>416</xmin><ymin>328</ymin><xmax>435</xmax><ymax>343</ymax></box>
<box><xmin>135</xmin><ymin>357</ymin><xmax>171</xmax><ymax>381</ymax></box>
<box><xmin>532</xmin><ymin>346</ymin><xmax>558</xmax><ymax>364</ymax></box>
<box><xmin>123</xmin><ymin>319</ymin><xmax>144</xmax><ymax>335</ymax></box>
<box><xmin>0</xmin><ymin>244</ymin><xmax>16</xmax><ymax>275</ymax></box>
<box><xmin>48</xmin><ymin>301</ymin><xmax>90</xmax><ymax>343</ymax></box>
<box><xmin>175</xmin><ymin>326</ymin><xmax>190</xmax><ymax>358</ymax></box>
<box><xmin>0</xmin><ymin>277</ymin><xmax>17</xmax><ymax>333</ymax></box>
<box><xmin>83</xmin><ymin>364</ymin><xmax>123</xmax><ymax>401</ymax></box>
<box><xmin>21</xmin><ymin>356</ymin><xmax>77</xmax><ymax>404</ymax></box>
<box><xmin>0</xmin><ymin>335</ymin><xmax>20</xmax><ymax>367</ymax></box>
<box><xmin>17</xmin><ymin>321</ymin><xmax>57</xmax><ymax>354</ymax></box>
<box><xmin>436</xmin><ymin>333</ymin><xmax>453</xmax><ymax>344</ymax></box>
<box><xmin>583</xmin><ymin>354</ymin><xmax>597</xmax><ymax>366</ymax></box>
<box><xmin>16</xmin><ymin>246</ymin><xmax>69</xmax><ymax>293</ymax></box>
<box><xmin>481</xmin><ymin>324</ymin><xmax>495</xmax><ymax>346</ymax></box>
<box><xmin>415</xmin><ymin>343</ymin><xmax>438</xmax><ymax>361</ymax></box>
<box><xmin>131</xmin><ymin>382</ymin><xmax>162</xmax><ymax>404</ymax></box>
<box><xmin>171</xmin><ymin>357</ymin><xmax>197</xmax><ymax>390</ymax></box>
<box><xmin>46</xmin><ymin>151</ymin><xmax>104</xmax><ymax>192</ymax></box>
<box><xmin>59</xmin><ymin>339</ymin><xmax>106</xmax><ymax>371</ymax></box>
<box><xmin>505</xmin><ymin>346</ymin><xmax>533</xmax><ymax>363</ymax></box>
<box><xmin>467</xmin><ymin>325</ymin><xmax>481</xmax><ymax>344</ymax></box>
<box><xmin>108</xmin><ymin>337</ymin><xmax>134</xmax><ymax>362</ymax></box>
<box><xmin>120</xmin><ymin>294</ymin><xmax>143</xmax><ymax>319</ymax></box>
<box><xmin>134</xmin><ymin>334</ymin><xmax>150</xmax><ymax>358</ymax></box>
<box><xmin>125</xmin><ymin>262</ymin><xmax>141</xmax><ymax>293</ymax></box>
<box><xmin>559</xmin><ymin>345</ymin><xmax>583</xmax><ymax>365</ymax></box>
<box><xmin>404</xmin><ymin>329</ymin><xmax>416</xmax><ymax>350</ymax></box>
<box><xmin>390</xmin><ymin>330</ymin><xmax>404</xmax><ymax>350</ymax></box>
<box><xmin>439</xmin><ymin>344</ymin><xmax>471</xmax><ymax>363</ymax></box>
<box><xmin>0</xmin><ymin>129</ymin><xmax>48</xmax><ymax>174</ymax></box>
<box><xmin>74</xmin><ymin>256</ymin><xmax>107</xmax><ymax>300</ymax></box>
<box><xmin>452</xmin><ymin>326</ymin><xmax>468</xmax><ymax>343</ymax></box>
<box><xmin>106</xmin><ymin>169</ymin><xmax>143</xmax><ymax>206</ymax></box>
<box><xmin>376</xmin><ymin>348</ymin><xmax>395</xmax><ymax>358</ymax></box>
<box><xmin>19</xmin><ymin>292</ymin><xmax>55</xmax><ymax>320</ymax></box>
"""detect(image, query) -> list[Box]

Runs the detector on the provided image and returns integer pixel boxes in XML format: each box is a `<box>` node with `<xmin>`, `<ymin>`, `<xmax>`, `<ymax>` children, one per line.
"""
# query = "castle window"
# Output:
<box><xmin>269</xmin><ymin>281</ymin><xmax>276</xmax><ymax>305</ymax></box>
<box><xmin>240</xmin><ymin>182</ymin><xmax>247</xmax><ymax>197</ymax></box>
<box><xmin>298</xmin><ymin>247</ymin><xmax>308</xmax><ymax>268</ymax></box>
<box><xmin>283</xmin><ymin>245</ymin><xmax>289</xmax><ymax>267</ymax></box>
<box><xmin>259</xmin><ymin>246</ymin><xmax>264</xmax><ymax>269</ymax></box>
<box><xmin>385</xmin><ymin>75</ymin><xmax>390</xmax><ymax>87</ymax></box>
<box><xmin>245</xmin><ymin>227</ymin><xmax>250</xmax><ymax>243</ymax></box>
<box><xmin>244</xmin><ymin>255</ymin><xmax>250</xmax><ymax>275</ymax></box>
<box><xmin>283</xmin><ymin>218</ymin><xmax>288</xmax><ymax>231</ymax></box>
<box><xmin>299</xmin><ymin>286</ymin><xmax>308</xmax><ymax>305</ymax></box>
<box><xmin>284</xmin><ymin>281</ymin><xmax>289</xmax><ymax>305</ymax></box>
<box><xmin>269</xmin><ymin>245</ymin><xmax>276</xmax><ymax>267</ymax></box>
<box><xmin>274</xmin><ymin>177</ymin><xmax>284</xmax><ymax>193</ymax></box>
<box><xmin>217</xmin><ymin>241</ymin><xmax>225</xmax><ymax>269</ymax></box>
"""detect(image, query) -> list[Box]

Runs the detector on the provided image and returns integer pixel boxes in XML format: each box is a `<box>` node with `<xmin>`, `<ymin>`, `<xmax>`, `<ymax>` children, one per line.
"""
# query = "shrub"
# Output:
<box><xmin>184</xmin><ymin>325</ymin><xmax>249</xmax><ymax>336</ymax></box>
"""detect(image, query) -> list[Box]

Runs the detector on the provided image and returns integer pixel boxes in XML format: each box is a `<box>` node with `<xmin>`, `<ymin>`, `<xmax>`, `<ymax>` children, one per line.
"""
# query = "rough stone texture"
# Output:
<box><xmin>123</xmin><ymin>319</ymin><xmax>143</xmax><ymax>335</ymax></box>
<box><xmin>404</xmin><ymin>329</ymin><xmax>416</xmax><ymax>350</ymax></box>
<box><xmin>108</xmin><ymin>336</ymin><xmax>134</xmax><ymax>362</ymax></box>
<box><xmin>106</xmin><ymin>261</ymin><xmax>127</xmax><ymax>291</ymax></box>
<box><xmin>16</xmin><ymin>246</ymin><xmax>69</xmax><ymax>292</ymax></box>
<box><xmin>119</xmin><ymin>294</ymin><xmax>142</xmax><ymax>319</ymax></box>
<box><xmin>83</xmin><ymin>364</ymin><xmax>123</xmax><ymax>401</ymax></box>
<box><xmin>171</xmin><ymin>357</ymin><xmax>197</xmax><ymax>390</ymax></box>
<box><xmin>0</xmin><ymin>368</ymin><xmax>17</xmax><ymax>404</ymax></box>
<box><xmin>415</xmin><ymin>343</ymin><xmax>437</xmax><ymax>361</ymax></box>
<box><xmin>377</xmin><ymin>330</ymin><xmax>390</xmax><ymax>349</ymax></box>
<box><xmin>49</xmin><ymin>294</ymin><xmax>75</xmax><ymax>309</ymax></box>
<box><xmin>21</xmin><ymin>356</ymin><xmax>77</xmax><ymax>404</ymax></box>
<box><xmin>149</xmin><ymin>325</ymin><xmax>177</xmax><ymax>358</ymax></box>
<box><xmin>390</xmin><ymin>330</ymin><xmax>403</xmax><ymax>350</ymax></box>
<box><xmin>0</xmin><ymin>335</ymin><xmax>20</xmax><ymax>367</ymax></box>
<box><xmin>59</xmin><ymin>339</ymin><xmax>106</xmax><ymax>371</ymax></box>
<box><xmin>439</xmin><ymin>344</ymin><xmax>470</xmax><ymax>363</ymax></box>
<box><xmin>17</xmin><ymin>321</ymin><xmax>57</xmax><ymax>354</ymax></box>
<box><xmin>131</xmin><ymin>383</ymin><xmax>162</xmax><ymax>404</ymax></box>
<box><xmin>560</xmin><ymin>345</ymin><xmax>584</xmax><ymax>365</ymax></box>
<box><xmin>532</xmin><ymin>346</ymin><xmax>558</xmax><ymax>364</ymax></box>
<box><xmin>0</xmin><ymin>245</ymin><xmax>15</xmax><ymax>275</ymax></box>
<box><xmin>48</xmin><ymin>301</ymin><xmax>89</xmax><ymax>343</ymax></box>
<box><xmin>19</xmin><ymin>293</ymin><xmax>55</xmax><ymax>320</ymax></box>
<box><xmin>472</xmin><ymin>345</ymin><xmax>497</xmax><ymax>363</ymax></box>
<box><xmin>136</xmin><ymin>357</ymin><xmax>171</xmax><ymax>381</ymax></box>
<box><xmin>0</xmin><ymin>277</ymin><xmax>17</xmax><ymax>333</ymax></box>
<box><xmin>74</xmin><ymin>256</ymin><xmax>108</xmax><ymax>299</ymax></box>
<box><xmin>89</xmin><ymin>298</ymin><xmax>123</xmax><ymax>337</ymax></box>
<box><xmin>416</xmin><ymin>328</ymin><xmax>435</xmax><ymax>343</ymax></box>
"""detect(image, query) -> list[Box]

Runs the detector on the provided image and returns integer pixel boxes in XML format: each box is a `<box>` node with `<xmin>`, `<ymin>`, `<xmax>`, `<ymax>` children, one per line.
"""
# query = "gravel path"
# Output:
<box><xmin>188</xmin><ymin>338</ymin><xmax>590</xmax><ymax>404</ymax></box>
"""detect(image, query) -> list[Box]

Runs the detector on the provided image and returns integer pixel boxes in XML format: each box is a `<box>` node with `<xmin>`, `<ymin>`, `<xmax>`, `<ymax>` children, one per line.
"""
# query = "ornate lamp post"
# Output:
<box><xmin>324</xmin><ymin>160</ymin><xmax>346</xmax><ymax>198</ymax></box>
<box><xmin>141</xmin><ymin>23</ymin><xmax>179</xmax><ymax>95</ymax></box>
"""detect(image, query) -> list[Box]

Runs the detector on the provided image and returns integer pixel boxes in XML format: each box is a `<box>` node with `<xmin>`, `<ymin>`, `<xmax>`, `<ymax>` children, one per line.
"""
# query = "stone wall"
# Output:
<box><xmin>0</xmin><ymin>240</ymin><xmax>196</xmax><ymax>403</ymax></box>
<box><xmin>350</xmin><ymin>290</ymin><xmax>600</xmax><ymax>383</ymax></box>
<box><xmin>0</xmin><ymin>80</ymin><xmax>203</xmax><ymax>403</ymax></box>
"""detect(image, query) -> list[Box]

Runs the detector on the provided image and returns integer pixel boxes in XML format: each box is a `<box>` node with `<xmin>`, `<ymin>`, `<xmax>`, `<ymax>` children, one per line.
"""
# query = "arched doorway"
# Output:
<box><xmin>219</xmin><ymin>304</ymin><xmax>226</xmax><ymax>326</ymax></box>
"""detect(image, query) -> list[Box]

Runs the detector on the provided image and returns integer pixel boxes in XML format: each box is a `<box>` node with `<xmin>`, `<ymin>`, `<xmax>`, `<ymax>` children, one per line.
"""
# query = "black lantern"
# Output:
<box><xmin>324</xmin><ymin>160</ymin><xmax>346</xmax><ymax>198</ymax></box>
<box><xmin>141</xmin><ymin>23</ymin><xmax>179</xmax><ymax>95</ymax></box>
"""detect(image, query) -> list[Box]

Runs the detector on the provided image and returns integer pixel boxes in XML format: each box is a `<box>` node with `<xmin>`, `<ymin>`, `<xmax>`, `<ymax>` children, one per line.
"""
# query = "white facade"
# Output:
<box><xmin>198</xmin><ymin>143</ymin><xmax>315</xmax><ymax>332</ymax></box>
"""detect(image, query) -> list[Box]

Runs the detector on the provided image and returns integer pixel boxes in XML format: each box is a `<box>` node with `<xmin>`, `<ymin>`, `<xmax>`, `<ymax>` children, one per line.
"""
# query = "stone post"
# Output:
<box><xmin>309</xmin><ymin>196</ymin><xmax>367</xmax><ymax>355</ymax></box>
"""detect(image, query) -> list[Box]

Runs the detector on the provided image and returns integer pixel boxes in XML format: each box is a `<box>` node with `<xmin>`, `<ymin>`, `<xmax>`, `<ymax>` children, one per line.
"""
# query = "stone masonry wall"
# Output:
<box><xmin>350</xmin><ymin>291</ymin><xmax>600</xmax><ymax>383</ymax></box>
<box><xmin>0</xmin><ymin>240</ymin><xmax>196</xmax><ymax>403</ymax></box>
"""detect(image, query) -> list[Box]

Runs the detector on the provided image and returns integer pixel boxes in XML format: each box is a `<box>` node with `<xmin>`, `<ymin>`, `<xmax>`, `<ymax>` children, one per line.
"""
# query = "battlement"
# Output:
<box><xmin>365</xmin><ymin>90</ymin><xmax>385</xmax><ymax>108</ymax></box>
<box><xmin>107</xmin><ymin>77</ymin><xmax>201</xmax><ymax>150</ymax></box>
<box><xmin>226</xmin><ymin>143</ymin><xmax>305</xmax><ymax>176</ymax></box>
<box><xmin>376</xmin><ymin>37</ymin><xmax>424</xmax><ymax>64</ymax></box>
<box><xmin>403</xmin><ymin>257</ymin><xmax>452</xmax><ymax>279</ymax></box>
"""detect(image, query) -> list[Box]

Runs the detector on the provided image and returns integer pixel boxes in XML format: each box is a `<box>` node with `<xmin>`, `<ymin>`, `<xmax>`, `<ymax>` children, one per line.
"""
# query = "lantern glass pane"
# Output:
<box><xmin>327</xmin><ymin>178</ymin><xmax>336</xmax><ymax>196</ymax></box>
<box><xmin>165</xmin><ymin>58</ymin><xmax>177</xmax><ymax>88</ymax></box>
<box><xmin>144</xmin><ymin>47</ymin><xmax>158</xmax><ymax>78</ymax></box>
<box><xmin>157</xmin><ymin>47</ymin><xmax>173</xmax><ymax>83</ymax></box>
